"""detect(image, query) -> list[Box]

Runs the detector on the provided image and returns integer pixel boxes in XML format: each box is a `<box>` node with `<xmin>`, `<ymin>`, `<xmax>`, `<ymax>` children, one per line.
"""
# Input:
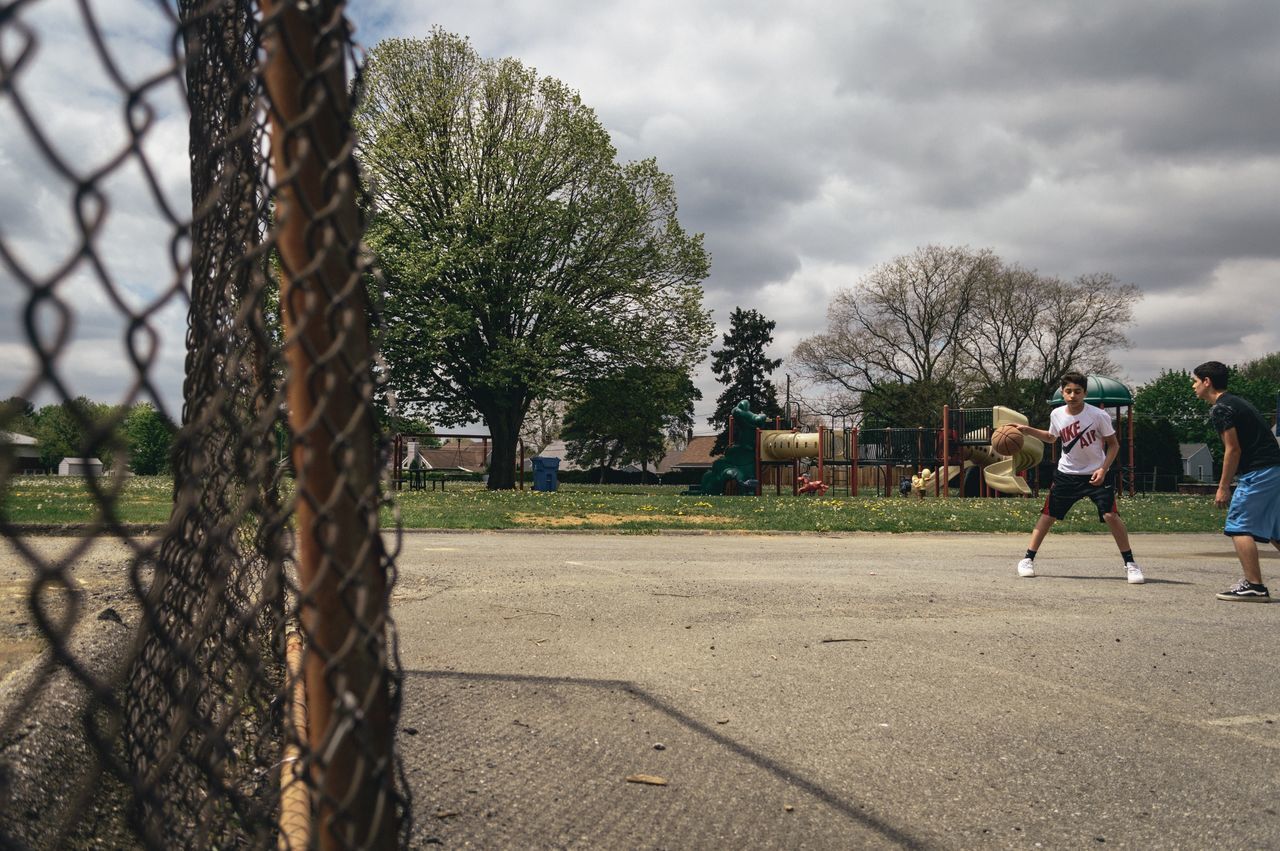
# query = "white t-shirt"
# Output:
<box><xmin>1049</xmin><ymin>404</ymin><xmax>1115</xmax><ymax>475</ymax></box>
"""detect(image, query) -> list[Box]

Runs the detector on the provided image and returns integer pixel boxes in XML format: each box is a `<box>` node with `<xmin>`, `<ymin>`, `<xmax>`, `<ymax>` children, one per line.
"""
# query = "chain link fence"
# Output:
<box><xmin>1</xmin><ymin>1</ymin><xmax>408</xmax><ymax>847</ymax></box>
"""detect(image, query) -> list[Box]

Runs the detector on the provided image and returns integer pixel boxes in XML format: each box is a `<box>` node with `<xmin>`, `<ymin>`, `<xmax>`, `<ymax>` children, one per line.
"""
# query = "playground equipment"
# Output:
<box><xmin>796</xmin><ymin>473</ymin><xmax>828</xmax><ymax>495</ymax></box>
<box><xmin>910</xmin><ymin>467</ymin><xmax>935</xmax><ymax>498</ymax></box>
<box><xmin>939</xmin><ymin>405</ymin><xmax>1045</xmax><ymax>496</ymax></box>
<box><xmin>699</xmin><ymin>400</ymin><xmax>857</xmax><ymax>496</ymax></box>
<box><xmin>855</xmin><ymin>426</ymin><xmax>939</xmax><ymax>497</ymax></box>
<box><xmin>696</xmin><ymin>394</ymin><xmax>1115</xmax><ymax>499</ymax></box>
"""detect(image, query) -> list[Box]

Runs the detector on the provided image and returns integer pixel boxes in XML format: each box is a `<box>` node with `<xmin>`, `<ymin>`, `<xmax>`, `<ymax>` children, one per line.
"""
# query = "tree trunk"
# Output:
<box><xmin>485</xmin><ymin>409</ymin><xmax>521</xmax><ymax>489</ymax></box>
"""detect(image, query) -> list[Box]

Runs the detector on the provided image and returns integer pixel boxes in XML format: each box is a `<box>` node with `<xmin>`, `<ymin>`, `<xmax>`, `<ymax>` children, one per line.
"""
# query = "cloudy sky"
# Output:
<box><xmin>3</xmin><ymin>0</ymin><xmax>1278</xmax><ymax>429</ymax></box>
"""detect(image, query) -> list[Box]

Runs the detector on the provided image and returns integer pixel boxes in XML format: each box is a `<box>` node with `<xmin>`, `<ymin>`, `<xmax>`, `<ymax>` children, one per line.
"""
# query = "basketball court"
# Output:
<box><xmin>393</xmin><ymin>531</ymin><xmax>1280</xmax><ymax>849</ymax></box>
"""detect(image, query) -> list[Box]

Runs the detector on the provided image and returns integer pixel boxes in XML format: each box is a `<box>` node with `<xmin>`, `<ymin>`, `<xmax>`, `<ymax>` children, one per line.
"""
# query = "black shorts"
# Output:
<box><xmin>1043</xmin><ymin>469</ymin><xmax>1118</xmax><ymax>522</ymax></box>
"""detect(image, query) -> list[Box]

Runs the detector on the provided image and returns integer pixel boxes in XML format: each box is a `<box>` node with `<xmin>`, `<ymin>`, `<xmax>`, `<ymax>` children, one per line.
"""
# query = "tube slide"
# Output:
<box><xmin>759</xmin><ymin>431</ymin><xmax>821</xmax><ymax>461</ymax></box>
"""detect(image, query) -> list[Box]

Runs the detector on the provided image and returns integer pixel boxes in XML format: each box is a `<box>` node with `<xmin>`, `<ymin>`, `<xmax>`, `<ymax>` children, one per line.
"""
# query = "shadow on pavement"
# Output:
<box><xmin>400</xmin><ymin>670</ymin><xmax>930</xmax><ymax>849</ymax></box>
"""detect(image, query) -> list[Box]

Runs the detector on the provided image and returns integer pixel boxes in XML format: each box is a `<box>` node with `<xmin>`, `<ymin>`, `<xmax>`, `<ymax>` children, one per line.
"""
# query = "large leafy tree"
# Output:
<box><xmin>123</xmin><ymin>402</ymin><xmax>177</xmax><ymax>475</ymax></box>
<box><xmin>0</xmin><ymin>396</ymin><xmax>36</xmax><ymax>436</ymax></box>
<box><xmin>1240</xmin><ymin>352</ymin><xmax>1280</xmax><ymax>383</ymax></box>
<box><xmin>708</xmin><ymin>308</ymin><xmax>783</xmax><ymax>454</ymax></box>
<box><xmin>562</xmin><ymin>366</ymin><xmax>699</xmax><ymax>480</ymax></box>
<box><xmin>1133</xmin><ymin>370</ymin><xmax>1212</xmax><ymax>445</ymax></box>
<box><xmin>1132</xmin><ymin>367</ymin><xmax>1278</xmax><ymax>465</ymax></box>
<box><xmin>355</xmin><ymin>33</ymin><xmax>712</xmax><ymax>488</ymax></box>
<box><xmin>33</xmin><ymin>397</ymin><xmax>121</xmax><ymax>470</ymax></box>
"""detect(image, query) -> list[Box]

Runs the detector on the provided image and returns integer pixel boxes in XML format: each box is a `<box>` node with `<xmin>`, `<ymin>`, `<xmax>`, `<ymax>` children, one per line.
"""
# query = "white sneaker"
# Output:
<box><xmin>1126</xmin><ymin>563</ymin><xmax>1145</xmax><ymax>584</ymax></box>
<box><xmin>1017</xmin><ymin>558</ymin><xmax>1035</xmax><ymax>578</ymax></box>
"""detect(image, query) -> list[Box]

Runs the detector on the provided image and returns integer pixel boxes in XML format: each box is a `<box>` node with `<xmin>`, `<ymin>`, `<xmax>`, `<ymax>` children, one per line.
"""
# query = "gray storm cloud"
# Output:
<box><xmin>4</xmin><ymin>0</ymin><xmax>1277</xmax><ymax>423</ymax></box>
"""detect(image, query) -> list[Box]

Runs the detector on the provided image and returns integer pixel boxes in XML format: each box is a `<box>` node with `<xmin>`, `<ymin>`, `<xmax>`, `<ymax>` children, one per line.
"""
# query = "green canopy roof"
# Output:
<box><xmin>1048</xmin><ymin>375</ymin><xmax>1134</xmax><ymax>408</ymax></box>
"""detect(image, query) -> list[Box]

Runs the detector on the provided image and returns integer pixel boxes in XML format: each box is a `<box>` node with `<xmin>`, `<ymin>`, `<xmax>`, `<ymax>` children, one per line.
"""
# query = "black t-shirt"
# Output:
<box><xmin>1209</xmin><ymin>392</ymin><xmax>1280</xmax><ymax>474</ymax></box>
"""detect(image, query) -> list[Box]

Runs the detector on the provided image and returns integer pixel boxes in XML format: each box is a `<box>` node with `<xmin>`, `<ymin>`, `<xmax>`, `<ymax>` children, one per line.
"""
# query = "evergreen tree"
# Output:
<box><xmin>708</xmin><ymin>308</ymin><xmax>783</xmax><ymax>454</ymax></box>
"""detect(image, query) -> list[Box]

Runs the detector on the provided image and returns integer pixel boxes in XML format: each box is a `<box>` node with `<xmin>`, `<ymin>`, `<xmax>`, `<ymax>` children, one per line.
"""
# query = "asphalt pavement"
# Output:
<box><xmin>392</xmin><ymin>531</ymin><xmax>1280</xmax><ymax>850</ymax></box>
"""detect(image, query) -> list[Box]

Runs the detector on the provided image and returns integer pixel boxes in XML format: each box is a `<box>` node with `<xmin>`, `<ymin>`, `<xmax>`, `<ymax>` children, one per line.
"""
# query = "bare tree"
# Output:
<box><xmin>520</xmin><ymin>397</ymin><xmax>565</xmax><ymax>456</ymax></box>
<box><xmin>958</xmin><ymin>262</ymin><xmax>1044</xmax><ymax>391</ymax></box>
<box><xmin>792</xmin><ymin>245</ymin><xmax>997</xmax><ymax>419</ymax></box>
<box><xmin>795</xmin><ymin>248</ymin><xmax>1141</xmax><ymax>426</ymax></box>
<box><xmin>782</xmin><ymin>378</ymin><xmax>858</xmax><ymax>428</ymax></box>
<box><xmin>1029</xmin><ymin>272</ymin><xmax>1138</xmax><ymax>389</ymax></box>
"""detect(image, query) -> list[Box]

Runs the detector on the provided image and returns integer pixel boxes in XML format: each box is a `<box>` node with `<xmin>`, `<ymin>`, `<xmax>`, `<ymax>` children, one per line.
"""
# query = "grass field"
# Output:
<box><xmin>0</xmin><ymin>475</ymin><xmax>1227</xmax><ymax>534</ymax></box>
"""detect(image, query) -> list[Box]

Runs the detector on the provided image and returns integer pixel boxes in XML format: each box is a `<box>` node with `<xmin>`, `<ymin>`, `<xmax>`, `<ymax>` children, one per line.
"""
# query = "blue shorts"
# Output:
<box><xmin>1225</xmin><ymin>465</ymin><xmax>1280</xmax><ymax>544</ymax></box>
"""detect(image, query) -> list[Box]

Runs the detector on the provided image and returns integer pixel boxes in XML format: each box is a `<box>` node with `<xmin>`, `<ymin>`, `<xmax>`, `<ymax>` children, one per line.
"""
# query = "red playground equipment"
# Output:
<box><xmin>795</xmin><ymin>473</ymin><xmax>829</xmax><ymax>495</ymax></box>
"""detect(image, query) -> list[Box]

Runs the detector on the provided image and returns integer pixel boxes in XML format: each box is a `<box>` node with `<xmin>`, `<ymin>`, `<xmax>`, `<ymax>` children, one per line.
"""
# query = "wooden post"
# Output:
<box><xmin>279</xmin><ymin>627</ymin><xmax>310</xmax><ymax>851</ymax></box>
<box><xmin>261</xmin><ymin>1</ymin><xmax>399</xmax><ymax>847</ymax></box>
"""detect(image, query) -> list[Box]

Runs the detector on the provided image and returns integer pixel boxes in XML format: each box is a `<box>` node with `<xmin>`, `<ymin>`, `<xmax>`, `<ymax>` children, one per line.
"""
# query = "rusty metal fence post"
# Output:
<box><xmin>261</xmin><ymin>0</ymin><xmax>400</xmax><ymax>846</ymax></box>
<box><xmin>0</xmin><ymin>0</ymin><xmax>408</xmax><ymax>847</ymax></box>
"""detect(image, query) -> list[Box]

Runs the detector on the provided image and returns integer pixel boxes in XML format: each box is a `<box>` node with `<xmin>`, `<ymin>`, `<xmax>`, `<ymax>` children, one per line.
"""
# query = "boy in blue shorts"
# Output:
<box><xmin>1012</xmin><ymin>371</ymin><xmax>1144</xmax><ymax>584</ymax></box>
<box><xmin>1192</xmin><ymin>361</ymin><xmax>1280</xmax><ymax>602</ymax></box>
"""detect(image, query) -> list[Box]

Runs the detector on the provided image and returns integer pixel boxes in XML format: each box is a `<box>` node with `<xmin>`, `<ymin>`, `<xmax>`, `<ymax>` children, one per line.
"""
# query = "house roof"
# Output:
<box><xmin>414</xmin><ymin>439</ymin><xmax>491</xmax><ymax>472</ymax></box>
<box><xmin>1178</xmin><ymin>443</ymin><xmax>1210</xmax><ymax>460</ymax></box>
<box><xmin>653</xmin><ymin>446</ymin><xmax>682</xmax><ymax>474</ymax></box>
<box><xmin>531</xmin><ymin>440</ymin><xmax>581</xmax><ymax>471</ymax></box>
<box><xmin>669</xmin><ymin>435</ymin><xmax>719</xmax><ymax>469</ymax></box>
<box><xmin>1</xmin><ymin>431</ymin><xmax>37</xmax><ymax>446</ymax></box>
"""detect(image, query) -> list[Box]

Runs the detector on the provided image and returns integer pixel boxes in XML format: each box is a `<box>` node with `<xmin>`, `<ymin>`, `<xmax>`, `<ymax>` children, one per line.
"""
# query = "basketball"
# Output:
<box><xmin>991</xmin><ymin>424</ymin><xmax>1024</xmax><ymax>456</ymax></box>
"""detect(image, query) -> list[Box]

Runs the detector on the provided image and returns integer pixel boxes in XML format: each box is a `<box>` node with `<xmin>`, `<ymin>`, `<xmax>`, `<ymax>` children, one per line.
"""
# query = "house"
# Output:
<box><xmin>58</xmin><ymin>456</ymin><xmax>104</xmax><ymax>477</ymax></box>
<box><xmin>527</xmin><ymin>439</ymin><xmax>582</xmax><ymax>472</ymax></box>
<box><xmin>664</xmin><ymin>434</ymin><xmax>718</xmax><ymax>474</ymax></box>
<box><xmin>1</xmin><ymin>431</ymin><xmax>42</xmax><ymax>474</ymax></box>
<box><xmin>416</xmin><ymin>438</ymin><xmax>492</xmax><ymax>473</ymax></box>
<box><xmin>1179</xmin><ymin>443</ymin><xmax>1214</xmax><ymax>484</ymax></box>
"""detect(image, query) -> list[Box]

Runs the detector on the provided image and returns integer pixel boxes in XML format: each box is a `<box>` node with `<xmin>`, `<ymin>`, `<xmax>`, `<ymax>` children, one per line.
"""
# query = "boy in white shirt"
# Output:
<box><xmin>1011</xmin><ymin>371</ymin><xmax>1144</xmax><ymax>584</ymax></box>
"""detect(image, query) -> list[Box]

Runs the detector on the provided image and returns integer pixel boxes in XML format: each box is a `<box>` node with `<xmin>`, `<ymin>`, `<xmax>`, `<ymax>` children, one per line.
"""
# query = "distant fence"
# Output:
<box><xmin>1132</xmin><ymin>472</ymin><xmax>1199</xmax><ymax>494</ymax></box>
<box><xmin>1</xmin><ymin>2</ymin><xmax>407</xmax><ymax>848</ymax></box>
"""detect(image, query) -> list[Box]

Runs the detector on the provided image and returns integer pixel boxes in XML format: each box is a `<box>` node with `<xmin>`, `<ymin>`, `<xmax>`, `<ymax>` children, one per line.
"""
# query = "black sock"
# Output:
<box><xmin>1121</xmin><ymin>550</ymin><xmax>1134</xmax><ymax>566</ymax></box>
<box><xmin>1025</xmin><ymin>549</ymin><xmax>1036</xmax><ymax>561</ymax></box>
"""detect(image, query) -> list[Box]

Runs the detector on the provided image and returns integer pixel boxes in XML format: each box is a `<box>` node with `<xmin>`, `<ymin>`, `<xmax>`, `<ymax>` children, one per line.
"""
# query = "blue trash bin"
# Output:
<box><xmin>531</xmin><ymin>456</ymin><xmax>560</xmax><ymax>492</ymax></box>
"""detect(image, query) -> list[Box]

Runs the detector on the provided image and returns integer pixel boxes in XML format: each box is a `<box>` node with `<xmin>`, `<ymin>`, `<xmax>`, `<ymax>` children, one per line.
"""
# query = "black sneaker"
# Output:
<box><xmin>1216</xmin><ymin>580</ymin><xmax>1271</xmax><ymax>602</ymax></box>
